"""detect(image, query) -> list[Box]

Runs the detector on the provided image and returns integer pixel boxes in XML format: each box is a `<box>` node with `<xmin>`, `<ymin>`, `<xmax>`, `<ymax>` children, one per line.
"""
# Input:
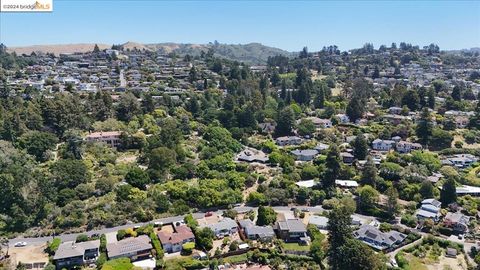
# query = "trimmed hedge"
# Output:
<box><xmin>149</xmin><ymin>231</ymin><xmax>164</xmax><ymax>259</ymax></box>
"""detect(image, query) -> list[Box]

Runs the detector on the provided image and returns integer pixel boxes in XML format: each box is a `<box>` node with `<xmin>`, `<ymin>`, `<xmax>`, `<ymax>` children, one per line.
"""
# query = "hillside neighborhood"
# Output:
<box><xmin>0</xmin><ymin>39</ymin><xmax>479</xmax><ymax>270</ymax></box>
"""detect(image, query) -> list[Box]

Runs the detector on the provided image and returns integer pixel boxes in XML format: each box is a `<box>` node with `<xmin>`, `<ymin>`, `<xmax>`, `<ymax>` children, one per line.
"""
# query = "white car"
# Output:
<box><xmin>14</xmin><ymin>241</ymin><xmax>27</xmax><ymax>247</ymax></box>
<box><xmin>389</xmin><ymin>258</ymin><xmax>398</xmax><ymax>268</ymax></box>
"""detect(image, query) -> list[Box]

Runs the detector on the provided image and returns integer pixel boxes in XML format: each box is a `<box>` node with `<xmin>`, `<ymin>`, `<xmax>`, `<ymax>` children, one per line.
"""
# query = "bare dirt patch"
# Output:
<box><xmin>9</xmin><ymin>244</ymin><xmax>49</xmax><ymax>267</ymax></box>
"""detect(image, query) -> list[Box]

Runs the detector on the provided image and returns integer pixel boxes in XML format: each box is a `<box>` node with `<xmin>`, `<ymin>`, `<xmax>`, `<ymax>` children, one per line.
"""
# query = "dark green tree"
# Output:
<box><xmin>275</xmin><ymin>106</ymin><xmax>295</xmax><ymax>136</ymax></box>
<box><xmin>416</xmin><ymin>107</ymin><xmax>433</xmax><ymax>146</ymax></box>
<box><xmin>327</xmin><ymin>204</ymin><xmax>354</xmax><ymax>270</ymax></box>
<box><xmin>440</xmin><ymin>176</ymin><xmax>457</xmax><ymax>207</ymax></box>
<box><xmin>451</xmin><ymin>85</ymin><xmax>462</xmax><ymax>101</ymax></box>
<box><xmin>385</xmin><ymin>186</ymin><xmax>399</xmax><ymax>218</ymax></box>
<box><xmin>195</xmin><ymin>227</ymin><xmax>214</xmax><ymax>250</ymax></box>
<box><xmin>323</xmin><ymin>145</ymin><xmax>340</xmax><ymax>196</ymax></box>
<box><xmin>18</xmin><ymin>131</ymin><xmax>58</xmax><ymax>162</ymax></box>
<box><xmin>125</xmin><ymin>166</ymin><xmax>150</xmax><ymax>190</ymax></box>
<box><xmin>256</xmin><ymin>206</ymin><xmax>277</xmax><ymax>226</ymax></box>
<box><xmin>346</xmin><ymin>98</ymin><xmax>363</xmax><ymax>123</ymax></box>
<box><xmin>360</xmin><ymin>156</ymin><xmax>377</xmax><ymax>187</ymax></box>
<box><xmin>352</xmin><ymin>134</ymin><xmax>368</xmax><ymax>160</ymax></box>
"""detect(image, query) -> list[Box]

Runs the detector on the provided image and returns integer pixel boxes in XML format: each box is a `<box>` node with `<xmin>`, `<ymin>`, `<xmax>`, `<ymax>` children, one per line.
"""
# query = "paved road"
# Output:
<box><xmin>119</xmin><ymin>70</ymin><xmax>126</xmax><ymax>88</ymax></box>
<box><xmin>8</xmin><ymin>213</ymin><xmax>204</xmax><ymax>246</ymax></box>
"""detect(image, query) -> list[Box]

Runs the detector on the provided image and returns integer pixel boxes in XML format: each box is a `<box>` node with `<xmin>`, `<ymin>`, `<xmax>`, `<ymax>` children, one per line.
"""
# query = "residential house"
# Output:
<box><xmin>107</xmin><ymin>235</ymin><xmax>152</xmax><ymax>261</ymax></box>
<box><xmin>353</xmin><ymin>225</ymin><xmax>406</xmax><ymax>250</ymax></box>
<box><xmin>454</xmin><ymin>116</ymin><xmax>469</xmax><ymax>128</ymax></box>
<box><xmin>396</xmin><ymin>141</ymin><xmax>423</xmax><ymax>153</ymax></box>
<box><xmin>335</xmin><ymin>180</ymin><xmax>359</xmax><ymax>189</ymax></box>
<box><xmin>306</xmin><ymin>117</ymin><xmax>332</xmax><ymax>128</ymax></box>
<box><xmin>416</xmin><ymin>198</ymin><xmax>441</xmax><ymax>221</ymax></box>
<box><xmin>238</xmin><ymin>220</ymin><xmax>275</xmax><ymax>241</ymax></box>
<box><xmin>53</xmin><ymin>240</ymin><xmax>100</xmax><ymax>270</ymax></box>
<box><xmin>335</xmin><ymin>114</ymin><xmax>350</xmax><ymax>123</ymax></box>
<box><xmin>372</xmin><ymin>139</ymin><xmax>396</xmax><ymax>151</ymax></box>
<box><xmin>340</xmin><ymin>152</ymin><xmax>354</xmax><ymax>164</ymax></box>
<box><xmin>388</xmin><ymin>106</ymin><xmax>403</xmax><ymax>115</ymax></box>
<box><xmin>236</xmin><ymin>149</ymin><xmax>269</xmax><ymax>163</ymax></box>
<box><xmin>446</xmin><ymin>248</ymin><xmax>458</xmax><ymax>258</ymax></box>
<box><xmin>291</xmin><ymin>149</ymin><xmax>319</xmax><ymax>161</ymax></box>
<box><xmin>295</xmin><ymin>179</ymin><xmax>316</xmax><ymax>188</ymax></box>
<box><xmin>444</xmin><ymin>212</ymin><xmax>470</xmax><ymax>233</ymax></box>
<box><xmin>427</xmin><ymin>173</ymin><xmax>443</xmax><ymax>184</ymax></box>
<box><xmin>200</xmin><ymin>218</ymin><xmax>238</xmax><ymax>238</ymax></box>
<box><xmin>442</xmin><ymin>154</ymin><xmax>478</xmax><ymax>168</ymax></box>
<box><xmin>314</xmin><ymin>143</ymin><xmax>329</xmax><ymax>152</ymax></box>
<box><xmin>258</xmin><ymin>122</ymin><xmax>276</xmax><ymax>134</ymax></box>
<box><xmin>275</xmin><ymin>219</ymin><xmax>309</xmax><ymax>243</ymax></box>
<box><xmin>383</xmin><ymin>114</ymin><xmax>411</xmax><ymax>125</ymax></box>
<box><xmin>456</xmin><ymin>185</ymin><xmax>480</xmax><ymax>196</ymax></box>
<box><xmin>275</xmin><ymin>136</ymin><xmax>302</xmax><ymax>146</ymax></box>
<box><xmin>308</xmin><ymin>215</ymin><xmax>329</xmax><ymax>230</ymax></box>
<box><xmin>157</xmin><ymin>225</ymin><xmax>195</xmax><ymax>253</ymax></box>
<box><xmin>85</xmin><ymin>131</ymin><xmax>122</xmax><ymax>148</ymax></box>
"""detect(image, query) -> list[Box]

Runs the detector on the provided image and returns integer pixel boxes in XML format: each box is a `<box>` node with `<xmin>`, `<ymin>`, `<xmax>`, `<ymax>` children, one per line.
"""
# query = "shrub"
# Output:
<box><xmin>125</xmin><ymin>227</ymin><xmax>137</xmax><ymax>237</ymax></box>
<box><xmin>437</xmin><ymin>226</ymin><xmax>453</xmax><ymax>236</ymax></box>
<box><xmin>379</xmin><ymin>223</ymin><xmax>392</xmax><ymax>232</ymax></box>
<box><xmin>96</xmin><ymin>253</ymin><xmax>107</xmax><ymax>269</ymax></box>
<box><xmin>117</xmin><ymin>229</ymin><xmax>127</xmax><ymax>241</ymax></box>
<box><xmin>401</xmin><ymin>214</ymin><xmax>417</xmax><ymax>228</ymax></box>
<box><xmin>45</xmin><ymin>238</ymin><xmax>61</xmax><ymax>255</ymax></box>
<box><xmin>150</xmin><ymin>232</ymin><xmax>164</xmax><ymax>259</ymax></box>
<box><xmin>100</xmin><ymin>234</ymin><xmax>107</xmax><ymax>252</ymax></box>
<box><xmin>182</xmin><ymin>242</ymin><xmax>195</xmax><ymax>255</ymax></box>
<box><xmin>395</xmin><ymin>251</ymin><xmax>409</xmax><ymax>268</ymax></box>
<box><xmin>76</xmin><ymin>234</ymin><xmax>89</xmax><ymax>243</ymax></box>
<box><xmin>135</xmin><ymin>224</ymin><xmax>154</xmax><ymax>236</ymax></box>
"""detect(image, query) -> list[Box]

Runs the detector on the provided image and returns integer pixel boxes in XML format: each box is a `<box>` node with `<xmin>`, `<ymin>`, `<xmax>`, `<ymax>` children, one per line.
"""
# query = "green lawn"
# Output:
<box><xmin>279</xmin><ymin>72</ymin><xmax>296</xmax><ymax>79</ymax></box>
<box><xmin>101</xmin><ymin>258</ymin><xmax>134</xmax><ymax>270</ymax></box>
<box><xmin>282</xmin><ymin>242</ymin><xmax>310</xmax><ymax>252</ymax></box>
<box><xmin>224</xmin><ymin>254</ymin><xmax>248</xmax><ymax>264</ymax></box>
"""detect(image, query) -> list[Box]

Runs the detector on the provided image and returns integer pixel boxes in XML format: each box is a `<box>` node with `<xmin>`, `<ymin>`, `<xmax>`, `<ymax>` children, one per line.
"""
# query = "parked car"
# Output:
<box><xmin>389</xmin><ymin>259</ymin><xmax>398</xmax><ymax>268</ymax></box>
<box><xmin>14</xmin><ymin>242</ymin><xmax>27</xmax><ymax>247</ymax></box>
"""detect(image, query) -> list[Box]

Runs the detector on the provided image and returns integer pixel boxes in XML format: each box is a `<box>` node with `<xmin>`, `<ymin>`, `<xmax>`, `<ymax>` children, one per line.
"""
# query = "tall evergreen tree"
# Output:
<box><xmin>275</xmin><ymin>107</ymin><xmax>295</xmax><ymax>136</ymax></box>
<box><xmin>352</xmin><ymin>134</ymin><xmax>368</xmax><ymax>160</ymax></box>
<box><xmin>346</xmin><ymin>98</ymin><xmax>363</xmax><ymax>123</ymax></box>
<box><xmin>323</xmin><ymin>145</ymin><xmax>341</xmax><ymax>196</ymax></box>
<box><xmin>313</xmin><ymin>87</ymin><xmax>325</xmax><ymax>109</ymax></box>
<box><xmin>440</xmin><ymin>176</ymin><xmax>457</xmax><ymax>207</ymax></box>
<box><xmin>451</xmin><ymin>85</ymin><xmax>462</xmax><ymax>101</ymax></box>
<box><xmin>328</xmin><ymin>204</ymin><xmax>354</xmax><ymax>270</ymax></box>
<box><xmin>385</xmin><ymin>186</ymin><xmax>399</xmax><ymax>218</ymax></box>
<box><xmin>93</xmin><ymin>44</ymin><xmax>100</xmax><ymax>53</ymax></box>
<box><xmin>427</xmin><ymin>87</ymin><xmax>436</xmax><ymax>109</ymax></box>
<box><xmin>280</xmin><ymin>79</ymin><xmax>287</xmax><ymax>100</ymax></box>
<box><xmin>360</xmin><ymin>156</ymin><xmax>377</xmax><ymax>187</ymax></box>
<box><xmin>416</xmin><ymin>107</ymin><xmax>433</xmax><ymax>147</ymax></box>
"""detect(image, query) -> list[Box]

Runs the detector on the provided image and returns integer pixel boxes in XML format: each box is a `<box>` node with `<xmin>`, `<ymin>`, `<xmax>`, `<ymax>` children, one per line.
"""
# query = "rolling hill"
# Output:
<box><xmin>8</xmin><ymin>41</ymin><xmax>292</xmax><ymax>64</ymax></box>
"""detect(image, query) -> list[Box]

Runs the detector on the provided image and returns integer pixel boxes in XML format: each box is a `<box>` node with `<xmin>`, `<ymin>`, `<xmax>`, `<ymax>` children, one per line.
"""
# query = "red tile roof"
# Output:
<box><xmin>157</xmin><ymin>225</ymin><xmax>195</xmax><ymax>245</ymax></box>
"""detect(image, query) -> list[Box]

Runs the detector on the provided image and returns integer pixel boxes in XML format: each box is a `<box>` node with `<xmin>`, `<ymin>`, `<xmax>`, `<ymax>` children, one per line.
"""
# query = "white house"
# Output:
<box><xmin>200</xmin><ymin>218</ymin><xmax>238</xmax><ymax>239</ymax></box>
<box><xmin>396</xmin><ymin>141</ymin><xmax>423</xmax><ymax>153</ymax></box>
<box><xmin>275</xmin><ymin>136</ymin><xmax>302</xmax><ymax>146</ymax></box>
<box><xmin>372</xmin><ymin>139</ymin><xmax>396</xmax><ymax>151</ymax></box>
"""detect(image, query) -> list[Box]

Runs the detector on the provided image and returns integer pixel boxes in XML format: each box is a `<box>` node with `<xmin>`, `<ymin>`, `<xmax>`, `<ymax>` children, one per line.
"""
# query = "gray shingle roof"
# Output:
<box><xmin>277</xmin><ymin>219</ymin><xmax>307</xmax><ymax>233</ymax></box>
<box><xmin>107</xmin><ymin>235</ymin><xmax>152</xmax><ymax>258</ymax></box>
<box><xmin>53</xmin><ymin>240</ymin><xmax>100</xmax><ymax>260</ymax></box>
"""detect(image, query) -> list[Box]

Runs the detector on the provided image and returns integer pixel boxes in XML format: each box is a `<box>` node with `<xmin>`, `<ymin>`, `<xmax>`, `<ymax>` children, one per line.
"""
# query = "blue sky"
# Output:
<box><xmin>1</xmin><ymin>0</ymin><xmax>479</xmax><ymax>51</ymax></box>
